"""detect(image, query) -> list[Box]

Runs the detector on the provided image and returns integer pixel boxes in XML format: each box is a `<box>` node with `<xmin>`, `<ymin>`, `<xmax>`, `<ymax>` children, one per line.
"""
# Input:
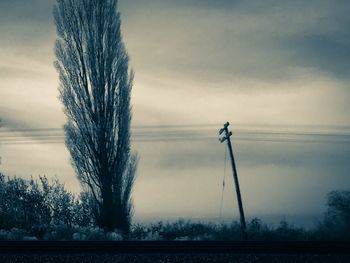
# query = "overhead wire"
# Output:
<box><xmin>1</xmin><ymin>122</ymin><xmax>350</xmax><ymax>132</ymax></box>
<box><xmin>1</xmin><ymin>124</ymin><xmax>350</xmax><ymax>145</ymax></box>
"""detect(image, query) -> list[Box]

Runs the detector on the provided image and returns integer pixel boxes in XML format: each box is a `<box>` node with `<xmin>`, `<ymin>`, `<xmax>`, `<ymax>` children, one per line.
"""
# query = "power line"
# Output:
<box><xmin>1</xmin><ymin>124</ymin><xmax>350</xmax><ymax>145</ymax></box>
<box><xmin>1</xmin><ymin>136</ymin><xmax>350</xmax><ymax>143</ymax></box>
<box><xmin>2</xmin><ymin>136</ymin><xmax>350</xmax><ymax>145</ymax></box>
<box><xmin>0</xmin><ymin>124</ymin><xmax>220</xmax><ymax>133</ymax></box>
<box><xmin>2</xmin><ymin>129</ymin><xmax>350</xmax><ymax>138</ymax></box>
<box><xmin>1</xmin><ymin>123</ymin><xmax>350</xmax><ymax>132</ymax></box>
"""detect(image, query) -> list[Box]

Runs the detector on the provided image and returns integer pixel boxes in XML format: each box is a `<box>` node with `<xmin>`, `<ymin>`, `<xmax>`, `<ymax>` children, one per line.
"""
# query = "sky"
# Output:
<box><xmin>1</xmin><ymin>0</ymin><xmax>350</xmax><ymax>227</ymax></box>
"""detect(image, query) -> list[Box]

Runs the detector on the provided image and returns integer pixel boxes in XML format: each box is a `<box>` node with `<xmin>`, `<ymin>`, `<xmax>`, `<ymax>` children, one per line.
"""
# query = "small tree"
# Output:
<box><xmin>325</xmin><ymin>191</ymin><xmax>350</xmax><ymax>230</ymax></box>
<box><xmin>0</xmin><ymin>175</ymin><xmax>51</xmax><ymax>231</ymax></box>
<box><xmin>54</xmin><ymin>0</ymin><xmax>137</xmax><ymax>233</ymax></box>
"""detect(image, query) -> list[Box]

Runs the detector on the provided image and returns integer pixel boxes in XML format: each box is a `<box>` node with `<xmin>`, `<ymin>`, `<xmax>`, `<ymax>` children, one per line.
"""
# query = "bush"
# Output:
<box><xmin>212</xmin><ymin>222</ymin><xmax>242</xmax><ymax>240</ymax></box>
<box><xmin>314</xmin><ymin>190</ymin><xmax>350</xmax><ymax>240</ymax></box>
<box><xmin>7</xmin><ymin>228</ymin><xmax>28</xmax><ymax>240</ymax></box>
<box><xmin>0</xmin><ymin>174</ymin><xmax>94</xmax><ymax>236</ymax></box>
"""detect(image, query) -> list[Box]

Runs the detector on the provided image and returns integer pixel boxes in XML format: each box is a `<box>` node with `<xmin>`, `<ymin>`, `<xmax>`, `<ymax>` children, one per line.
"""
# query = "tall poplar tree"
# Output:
<box><xmin>53</xmin><ymin>0</ymin><xmax>137</xmax><ymax>233</ymax></box>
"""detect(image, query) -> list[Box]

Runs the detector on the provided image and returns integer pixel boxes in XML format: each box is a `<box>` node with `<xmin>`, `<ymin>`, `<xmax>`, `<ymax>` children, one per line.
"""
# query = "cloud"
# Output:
<box><xmin>0</xmin><ymin>66</ymin><xmax>43</xmax><ymax>79</ymax></box>
<box><xmin>0</xmin><ymin>0</ymin><xmax>55</xmax><ymax>65</ymax></box>
<box><xmin>0</xmin><ymin>0</ymin><xmax>54</xmax><ymax>23</ymax></box>
<box><xmin>121</xmin><ymin>0</ymin><xmax>350</xmax><ymax>86</ymax></box>
<box><xmin>285</xmin><ymin>34</ymin><xmax>350</xmax><ymax>80</ymax></box>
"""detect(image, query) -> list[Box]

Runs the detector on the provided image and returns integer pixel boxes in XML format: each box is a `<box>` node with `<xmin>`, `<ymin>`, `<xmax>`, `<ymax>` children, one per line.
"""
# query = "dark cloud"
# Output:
<box><xmin>285</xmin><ymin>34</ymin><xmax>350</xmax><ymax>80</ymax></box>
<box><xmin>238</xmin><ymin>141</ymin><xmax>350</xmax><ymax>171</ymax></box>
<box><xmin>120</xmin><ymin>0</ymin><xmax>240</xmax><ymax>10</ymax></box>
<box><xmin>0</xmin><ymin>0</ymin><xmax>55</xmax><ymax>63</ymax></box>
<box><xmin>0</xmin><ymin>0</ymin><xmax>54</xmax><ymax>23</ymax></box>
<box><xmin>2</xmin><ymin>0</ymin><xmax>350</xmax><ymax>83</ymax></box>
<box><xmin>120</xmin><ymin>0</ymin><xmax>350</xmax><ymax>85</ymax></box>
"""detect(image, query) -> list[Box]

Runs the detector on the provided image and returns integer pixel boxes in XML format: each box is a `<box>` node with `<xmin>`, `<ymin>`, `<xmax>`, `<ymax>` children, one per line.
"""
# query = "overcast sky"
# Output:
<box><xmin>1</xmin><ymin>0</ymin><xmax>350</xmax><ymax>227</ymax></box>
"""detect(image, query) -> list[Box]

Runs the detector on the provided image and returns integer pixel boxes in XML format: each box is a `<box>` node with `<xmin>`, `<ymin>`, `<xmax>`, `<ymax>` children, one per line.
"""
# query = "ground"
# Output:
<box><xmin>1</xmin><ymin>253</ymin><xmax>350</xmax><ymax>263</ymax></box>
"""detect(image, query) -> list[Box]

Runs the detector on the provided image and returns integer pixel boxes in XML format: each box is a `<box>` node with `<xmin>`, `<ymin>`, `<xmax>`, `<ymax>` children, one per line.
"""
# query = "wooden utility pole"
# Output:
<box><xmin>219</xmin><ymin>121</ymin><xmax>247</xmax><ymax>240</ymax></box>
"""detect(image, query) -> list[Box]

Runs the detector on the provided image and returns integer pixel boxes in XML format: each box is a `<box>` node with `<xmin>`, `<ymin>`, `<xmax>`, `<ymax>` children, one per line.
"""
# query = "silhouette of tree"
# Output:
<box><xmin>53</xmin><ymin>0</ymin><xmax>137</xmax><ymax>233</ymax></box>
<box><xmin>325</xmin><ymin>191</ymin><xmax>350</xmax><ymax>228</ymax></box>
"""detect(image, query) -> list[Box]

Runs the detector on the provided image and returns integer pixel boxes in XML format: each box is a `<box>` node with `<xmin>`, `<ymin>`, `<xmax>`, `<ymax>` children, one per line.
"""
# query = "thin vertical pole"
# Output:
<box><xmin>219</xmin><ymin>122</ymin><xmax>247</xmax><ymax>240</ymax></box>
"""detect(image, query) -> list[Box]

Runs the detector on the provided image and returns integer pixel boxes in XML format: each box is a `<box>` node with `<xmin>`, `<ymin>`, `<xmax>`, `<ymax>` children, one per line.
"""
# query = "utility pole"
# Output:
<box><xmin>219</xmin><ymin>121</ymin><xmax>247</xmax><ymax>240</ymax></box>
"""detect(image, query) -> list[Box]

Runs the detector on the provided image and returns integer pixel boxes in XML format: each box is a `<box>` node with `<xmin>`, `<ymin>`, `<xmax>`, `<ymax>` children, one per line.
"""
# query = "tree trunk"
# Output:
<box><xmin>100</xmin><ymin>181</ymin><xmax>115</xmax><ymax>231</ymax></box>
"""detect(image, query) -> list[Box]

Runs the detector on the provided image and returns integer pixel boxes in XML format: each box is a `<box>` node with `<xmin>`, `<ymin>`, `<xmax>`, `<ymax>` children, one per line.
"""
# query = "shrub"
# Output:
<box><xmin>315</xmin><ymin>190</ymin><xmax>350</xmax><ymax>240</ymax></box>
<box><xmin>0</xmin><ymin>174</ymin><xmax>94</xmax><ymax>237</ymax></box>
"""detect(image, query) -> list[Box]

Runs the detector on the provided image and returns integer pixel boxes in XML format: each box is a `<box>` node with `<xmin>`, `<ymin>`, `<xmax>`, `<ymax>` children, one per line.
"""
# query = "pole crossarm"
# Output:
<box><xmin>219</xmin><ymin>122</ymin><xmax>229</xmax><ymax>135</ymax></box>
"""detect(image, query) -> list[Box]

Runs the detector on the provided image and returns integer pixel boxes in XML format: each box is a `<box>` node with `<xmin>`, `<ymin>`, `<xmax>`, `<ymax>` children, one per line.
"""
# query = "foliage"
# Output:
<box><xmin>129</xmin><ymin>219</ymin><xmax>312</xmax><ymax>241</ymax></box>
<box><xmin>53</xmin><ymin>0</ymin><xmax>137</xmax><ymax>233</ymax></box>
<box><xmin>325</xmin><ymin>191</ymin><xmax>350</xmax><ymax>226</ymax></box>
<box><xmin>0</xmin><ymin>174</ymin><xmax>93</xmax><ymax>235</ymax></box>
<box><xmin>0</xmin><ymin>173</ymin><xmax>51</xmax><ymax>231</ymax></box>
<box><xmin>315</xmin><ymin>190</ymin><xmax>350</xmax><ymax>240</ymax></box>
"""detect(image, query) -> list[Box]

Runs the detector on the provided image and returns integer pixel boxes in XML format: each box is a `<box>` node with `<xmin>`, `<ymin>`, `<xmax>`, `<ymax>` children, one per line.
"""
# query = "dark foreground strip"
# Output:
<box><xmin>0</xmin><ymin>241</ymin><xmax>350</xmax><ymax>254</ymax></box>
<box><xmin>0</xmin><ymin>241</ymin><xmax>349</xmax><ymax>254</ymax></box>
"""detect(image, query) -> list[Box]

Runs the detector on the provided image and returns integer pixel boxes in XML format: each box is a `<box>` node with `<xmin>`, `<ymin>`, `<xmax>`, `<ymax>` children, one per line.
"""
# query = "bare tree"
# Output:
<box><xmin>53</xmin><ymin>0</ymin><xmax>137</xmax><ymax>233</ymax></box>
